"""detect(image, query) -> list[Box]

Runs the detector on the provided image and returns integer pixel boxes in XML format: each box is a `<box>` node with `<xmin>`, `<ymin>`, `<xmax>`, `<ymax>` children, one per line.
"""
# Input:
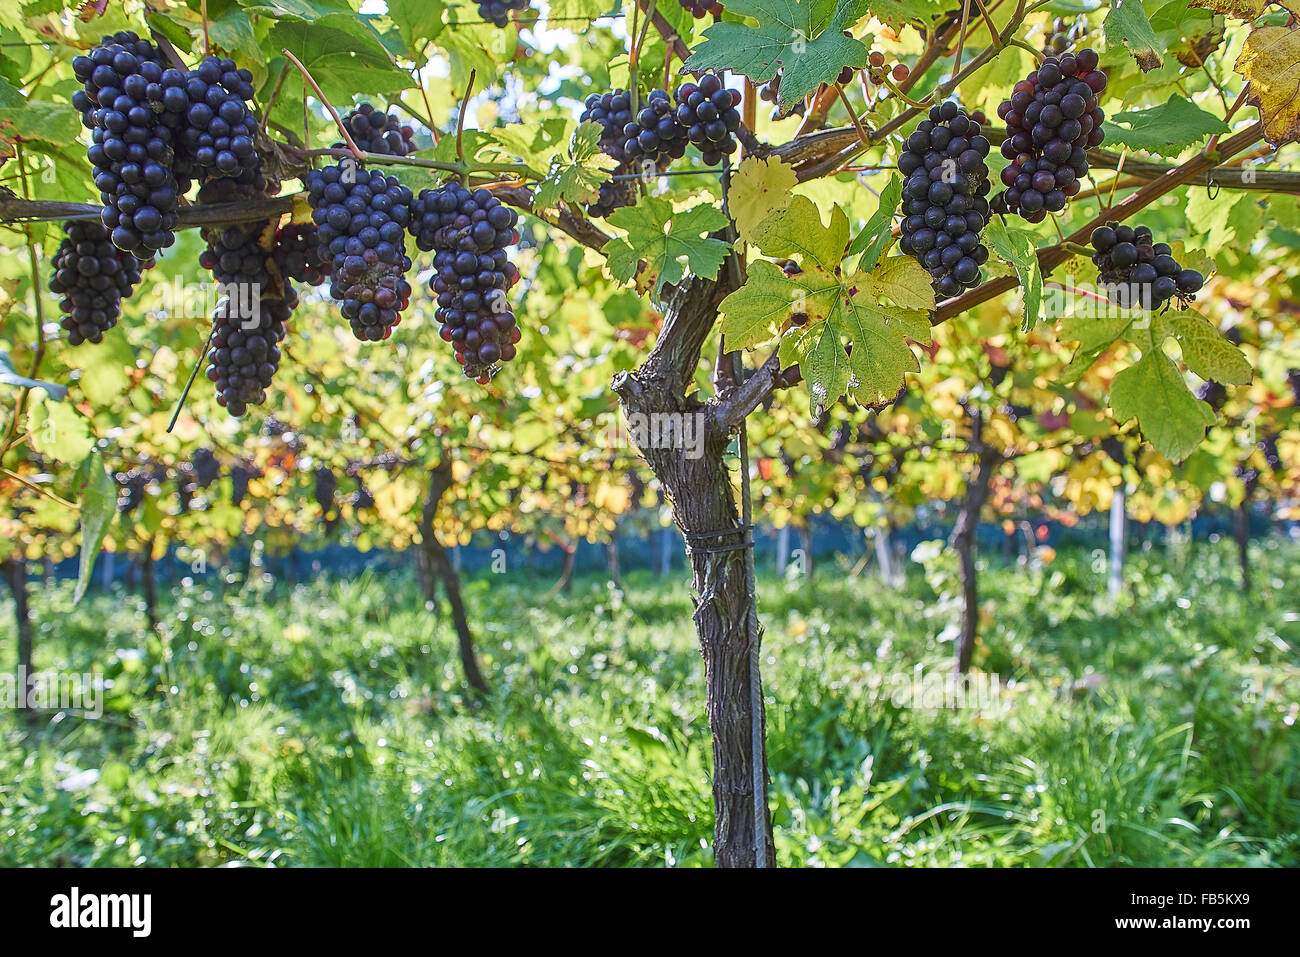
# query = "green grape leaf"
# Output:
<box><xmin>719</xmin><ymin>194</ymin><xmax>933</xmax><ymax>414</ymax></box>
<box><xmin>685</xmin><ymin>0</ymin><xmax>870</xmax><ymax>110</ymax></box>
<box><xmin>0</xmin><ymin>101</ymin><xmax>82</xmax><ymax>153</ymax></box>
<box><xmin>27</xmin><ymin>395</ymin><xmax>93</xmax><ymax>465</ymax></box>
<box><xmin>870</xmin><ymin>0</ymin><xmax>954</xmax><ymax>32</ymax></box>
<box><xmin>1102</xmin><ymin>95</ymin><xmax>1230</xmax><ymax>154</ymax></box>
<box><xmin>1191</xmin><ymin>0</ymin><xmax>1292</xmax><ymax>19</ymax></box>
<box><xmin>1109</xmin><ymin>331</ymin><xmax>1215</xmax><ymax>461</ymax></box>
<box><xmin>384</xmin><ymin>0</ymin><xmax>446</xmax><ymax>52</ymax></box>
<box><xmin>267</xmin><ymin>17</ymin><xmax>413</xmax><ymax>105</ymax></box>
<box><xmin>72</xmin><ymin>449</ymin><xmax>116</xmax><ymax>606</ymax></box>
<box><xmin>68</xmin><ymin>334</ymin><xmax>135</xmax><ymax>408</ymax></box>
<box><xmin>25</xmin><ymin>142</ymin><xmax>96</xmax><ymax>203</ymax></box>
<box><xmin>604</xmin><ymin>197</ymin><xmax>731</xmax><ymax>301</ymax></box>
<box><xmin>532</xmin><ymin>122</ymin><xmax>617</xmax><ymax>212</ymax></box>
<box><xmin>1104</xmin><ymin>0</ymin><xmax>1164</xmax><ymax>72</ymax></box>
<box><xmin>985</xmin><ymin>217</ymin><xmax>1043</xmax><ymax>332</ymax></box>
<box><xmin>0</xmin><ymin>349</ymin><xmax>67</xmax><ymax>399</ymax></box>
<box><xmin>1059</xmin><ymin>311</ymin><xmax>1132</xmax><ymax>382</ymax></box>
<box><xmin>846</xmin><ymin>173</ymin><xmax>902</xmax><ymax>272</ymax></box>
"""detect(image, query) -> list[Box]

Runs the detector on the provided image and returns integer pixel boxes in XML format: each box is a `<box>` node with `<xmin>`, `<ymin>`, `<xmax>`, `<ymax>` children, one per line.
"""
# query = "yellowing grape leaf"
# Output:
<box><xmin>985</xmin><ymin>218</ymin><xmax>1042</xmax><ymax>332</ymax></box>
<box><xmin>718</xmin><ymin>193</ymin><xmax>934</xmax><ymax>415</ymax></box>
<box><xmin>532</xmin><ymin>121</ymin><xmax>618</xmax><ymax>212</ymax></box>
<box><xmin>1104</xmin><ymin>0</ymin><xmax>1164</xmax><ymax>72</ymax></box>
<box><xmin>604</xmin><ymin>197</ymin><xmax>731</xmax><ymax>302</ymax></box>
<box><xmin>1234</xmin><ymin>24</ymin><xmax>1300</xmax><ymax>147</ymax></box>
<box><xmin>27</xmin><ymin>395</ymin><xmax>92</xmax><ymax>465</ymax></box>
<box><xmin>1193</xmin><ymin>0</ymin><xmax>1295</xmax><ymax>19</ymax></box>
<box><xmin>1165</xmin><ymin>310</ymin><xmax>1252</xmax><ymax>385</ymax></box>
<box><xmin>685</xmin><ymin>0</ymin><xmax>870</xmax><ymax>110</ymax></box>
<box><xmin>728</xmin><ymin>155</ymin><xmax>799</xmax><ymax>242</ymax></box>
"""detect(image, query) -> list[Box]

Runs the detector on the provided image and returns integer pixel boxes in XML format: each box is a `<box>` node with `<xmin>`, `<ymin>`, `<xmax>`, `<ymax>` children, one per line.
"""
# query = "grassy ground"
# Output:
<box><xmin>1</xmin><ymin>536</ymin><xmax>1298</xmax><ymax>867</ymax></box>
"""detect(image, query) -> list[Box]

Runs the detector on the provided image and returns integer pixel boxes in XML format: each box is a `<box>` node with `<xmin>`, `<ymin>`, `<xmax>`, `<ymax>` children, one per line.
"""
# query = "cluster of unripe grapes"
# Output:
<box><xmin>48</xmin><ymin>220</ymin><xmax>152</xmax><ymax>345</ymax></box>
<box><xmin>1088</xmin><ymin>221</ymin><xmax>1204</xmax><ymax>310</ymax></box>
<box><xmin>410</xmin><ymin>182</ymin><xmax>522</xmax><ymax>381</ymax></box>
<box><xmin>1044</xmin><ymin>16</ymin><xmax>1087</xmax><ymax>55</ymax></box>
<box><xmin>306</xmin><ymin>164</ymin><xmax>415</xmax><ymax>341</ymax></box>
<box><xmin>994</xmin><ymin>49</ymin><xmax>1105</xmax><ymax>221</ymax></box>
<box><xmin>866</xmin><ymin>51</ymin><xmax>908</xmax><ymax>86</ymax></box>
<box><xmin>898</xmin><ymin>102</ymin><xmax>993</xmax><ymax>299</ymax></box>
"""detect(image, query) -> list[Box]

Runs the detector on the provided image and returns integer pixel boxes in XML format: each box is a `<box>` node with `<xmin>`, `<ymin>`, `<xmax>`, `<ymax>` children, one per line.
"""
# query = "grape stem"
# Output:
<box><xmin>260</xmin><ymin>59</ymin><xmax>291</xmax><ymax>133</ymax></box>
<box><xmin>0</xmin><ymin>468</ymin><xmax>78</xmax><ymax>510</ymax></box>
<box><xmin>1007</xmin><ymin>38</ymin><xmax>1046</xmax><ymax>63</ymax></box>
<box><xmin>280</xmin><ymin>49</ymin><xmax>365</xmax><ymax>161</ymax></box>
<box><xmin>455</xmin><ymin>69</ymin><xmax>476</xmax><ymax>168</ymax></box>
<box><xmin>167</xmin><ymin>326</ymin><xmax>217</xmax><ymax>435</ymax></box>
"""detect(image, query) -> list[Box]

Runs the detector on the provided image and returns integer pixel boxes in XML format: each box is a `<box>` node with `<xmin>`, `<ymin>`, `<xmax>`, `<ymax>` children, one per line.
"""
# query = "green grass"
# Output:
<box><xmin>2</xmin><ymin>536</ymin><xmax>1298</xmax><ymax>867</ymax></box>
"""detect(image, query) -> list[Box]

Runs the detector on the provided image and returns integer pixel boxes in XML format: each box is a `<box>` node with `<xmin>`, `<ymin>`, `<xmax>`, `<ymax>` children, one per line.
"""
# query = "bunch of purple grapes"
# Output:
<box><xmin>993</xmin><ymin>49</ymin><xmax>1105</xmax><ymax>222</ymax></box>
<box><xmin>579</xmin><ymin>89</ymin><xmax>637</xmax><ymax>219</ymax></box>
<box><xmin>1089</xmin><ymin>220</ymin><xmax>1204</xmax><ymax>310</ymax></box>
<box><xmin>305</xmin><ymin>165</ymin><xmax>415</xmax><ymax>341</ymax></box>
<box><xmin>409</xmin><ymin>182</ymin><xmax>522</xmax><ymax>382</ymax></box>
<box><xmin>337</xmin><ymin>103</ymin><xmax>416</xmax><ymax>157</ymax></box>
<box><xmin>48</xmin><ymin>220</ymin><xmax>152</xmax><ymax>345</ymax></box>
<box><xmin>898</xmin><ymin>102</ymin><xmax>992</xmax><ymax>298</ymax></box>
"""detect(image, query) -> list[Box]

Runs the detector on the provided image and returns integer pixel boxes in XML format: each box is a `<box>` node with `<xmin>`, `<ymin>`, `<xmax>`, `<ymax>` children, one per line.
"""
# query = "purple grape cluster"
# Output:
<box><xmin>621</xmin><ymin>88</ymin><xmax>690</xmax><ymax>172</ymax></box>
<box><xmin>150</xmin><ymin>56</ymin><xmax>259</xmax><ymax>181</ymax></box>
<box><xmin>274</xmin><ymin>223</ymin><xmax>328</xmax><ymax>287</ymax></box>
<box><xmin>580</xmin><ymin>89</ymin><xmax>637</xmax><ymax>219</ymax></box>
<box><xmin>337</xmin><ymin>103</ymin><xmax>415</xmax><ymax>156</ymax></box>
<box><xmin>305</xmin><ymin>165</ymin><xmax>415</xmax><ymax>341</ymax></box>
<box><xmin>1089</xmin><ymin>221</ymin><xmax>1204</xmax><ymax>310</ymax></box>
<box><xmin>48</xmin><ymin>220</ymin><xmax>152</xmax><ymax>345</ymax></box>
<box><xmin>477</xmin><ymin>0</ymin><xmax>530</xmax><ymax>27</ymax></box>
<box><xmin>409</xmin><ymin>182</ymin><xmax>522</xmax><ymax>382</ymax></box>
<box><xmin>199</xmin><ymin>208</ymin><xmax>296</xmax><ymax>417</ymax></box>
<box><xmin>898</xmin><ymin>102</ymin><xmax>992</xmax><ymax>298</ymax></box>
<box><xmin>673</xmin><ymin>73</ymin><xmax>743</xmax><ymax>166</ymax></box>
<box><xmin>679</xmin><ymin>0</ymin><xmax>723</xmax><ymax>17</ymax></box>
<box><xmin>72</xmin><ymin>33</ymin><xmax>186</xmax><ymax>258</ymax></box>
<box><xmin>993</xmin><ymin>49</ymin><xmax>1105</xmax><ymax>222</ymax></box>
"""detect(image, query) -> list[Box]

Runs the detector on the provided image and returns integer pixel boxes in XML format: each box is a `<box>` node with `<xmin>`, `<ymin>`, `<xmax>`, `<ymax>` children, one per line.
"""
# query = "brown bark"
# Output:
<box><xmin>797</xmin><ymin>522</ymin><xmax>814</xmax><ymax>581</ymax></box>
<box><xmin>420</xmin><ymin>461</ymin><xmax>489</xmax><ymax>698</ymax></box>
<box><xmin>612</xmin><ymin>268</ymin><xmax>775</xmax><ymax>868</ymax></box>
<box><xmin>140</xmin><ymin>539</ymin><xmax>158</xmax><ymax>632</ymax></box>
<box><xmin>952</xmin><ymin>412</ymin><xmax>1000</xmax><ymax>676</ymax></box>
<box><xmin>1233</xmin><ymin>499</ymin><xmax>1252</xmax><ymax>595</ymax></box>
<box><xmin>605</xmin><ymin>527</ymin><xmax>622</xmax><ymax>588</ymax></box>
<box><xmin>3</xmin><ymin>558</ymin><xmax>33</xmax><ymax>714</ymax></box>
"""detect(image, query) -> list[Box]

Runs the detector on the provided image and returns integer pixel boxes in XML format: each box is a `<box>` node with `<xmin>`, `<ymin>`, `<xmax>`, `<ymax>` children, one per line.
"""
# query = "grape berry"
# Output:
<box><xmin>673</xmin><ymin>73</ymin><xmax>743</xmax><ymax>166</ymax></box>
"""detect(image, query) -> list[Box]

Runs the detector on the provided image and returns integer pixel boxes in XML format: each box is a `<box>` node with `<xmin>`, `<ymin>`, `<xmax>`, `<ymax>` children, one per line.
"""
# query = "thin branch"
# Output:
<box><xmin>1</xmin><ymin>468</ymin><xmax>79</xmax><ymax>510</ymax></box>
<box><xmin>280</xmin><ymin>48</ymin><xmax>364</xmax><ymax>161</ymax></box>
<box><xmin>455</xmin><ymin>69</ymin><xmax>476</xmax><ymax>166</ymax></box>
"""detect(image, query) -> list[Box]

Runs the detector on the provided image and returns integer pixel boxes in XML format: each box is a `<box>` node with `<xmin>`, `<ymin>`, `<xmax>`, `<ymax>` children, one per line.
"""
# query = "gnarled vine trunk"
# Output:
<box><xmin>613</xmin><ymin>269</ymin><xmax>775</xmax><ymax>868</ymax></box>
<box><xmin>3</xmin><ymin>558</ymin><xmax>33</xmax><ymax>714</ymax></box>
<box><xmin>952</xmin><ymin>416</ymin><xmax>999</xmax><ymax>676</ymax></box>
<box><xmin>420</xmin><ymin>461</ymin><xmax>489</xmax><ymax>698</ymax></box>
<box><xmin>140</xmin><ymin>537</ymin><xmax>159</xmax><ymax>632</ymax></box>
<box><xmin>1233</xmin><ymin>499</ymin><xmax>1252</xmax><ymax>595</ymax></box>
